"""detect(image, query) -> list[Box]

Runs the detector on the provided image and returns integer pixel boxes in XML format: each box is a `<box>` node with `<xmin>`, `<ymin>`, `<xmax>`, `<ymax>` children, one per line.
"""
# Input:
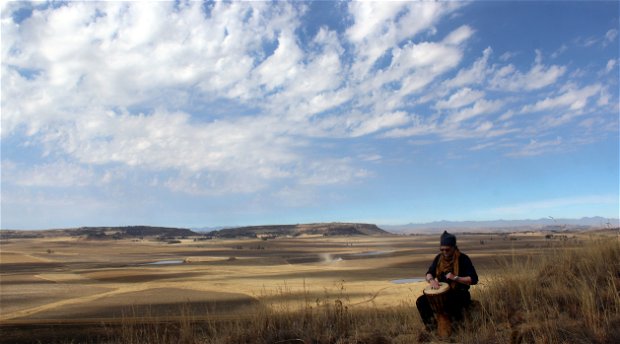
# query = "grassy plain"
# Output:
<box><xmin>1</xmin><ymin>230</ymin><xmax>618</xmax><ymax>343</ymax></box>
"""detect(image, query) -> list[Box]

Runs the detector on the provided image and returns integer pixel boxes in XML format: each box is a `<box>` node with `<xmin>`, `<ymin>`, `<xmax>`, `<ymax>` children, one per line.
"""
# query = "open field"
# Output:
<box><xmin>1</xmin><ymin>230</ymin><xmax>618</xmax><ymax>343</ymax></box>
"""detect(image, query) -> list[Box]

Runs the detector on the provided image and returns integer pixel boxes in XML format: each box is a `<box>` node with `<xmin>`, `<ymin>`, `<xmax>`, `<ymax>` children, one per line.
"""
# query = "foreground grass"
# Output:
<box><xmin>113</xmin><ymin>284</ymin><xmax>422</xmax><ymax>344</ymax></box>
<box><xmin>459</xmin><ymin>238</ymin><xmax>620</xmax><ymax>344</ymax></box>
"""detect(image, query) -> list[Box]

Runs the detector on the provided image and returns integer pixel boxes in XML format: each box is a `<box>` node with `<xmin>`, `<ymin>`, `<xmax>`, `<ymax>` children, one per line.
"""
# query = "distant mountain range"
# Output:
<box><xmin>381</xmin><ymin>216</ymin><xmax>620</xmax><ymax>234</ymax></box>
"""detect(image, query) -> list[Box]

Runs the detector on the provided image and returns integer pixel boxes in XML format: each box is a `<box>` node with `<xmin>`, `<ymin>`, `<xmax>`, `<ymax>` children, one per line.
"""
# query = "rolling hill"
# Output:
<box><xmin>1</xmin><ymin>223</ymin><xmax>391</xmax><ymax>239</ymax></box>
<box><xmin>209</xmin><ymin>222</ymin><xmax>390</xmax><ymax>238</ymax></box>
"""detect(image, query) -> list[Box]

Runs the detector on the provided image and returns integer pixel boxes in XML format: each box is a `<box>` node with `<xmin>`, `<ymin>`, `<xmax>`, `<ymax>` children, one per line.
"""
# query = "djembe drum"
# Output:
<box><xmin>423</xmin><ymin>282</ymin><xmax>451</xmax><ymax>338</ymax></box>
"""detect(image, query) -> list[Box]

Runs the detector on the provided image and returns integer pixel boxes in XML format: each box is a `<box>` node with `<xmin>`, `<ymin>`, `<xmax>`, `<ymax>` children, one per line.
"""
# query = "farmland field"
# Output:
<box><xmin>0</xmin><ymin>230</ymin><xmax>615</xmax><ymax>343</ymax></box>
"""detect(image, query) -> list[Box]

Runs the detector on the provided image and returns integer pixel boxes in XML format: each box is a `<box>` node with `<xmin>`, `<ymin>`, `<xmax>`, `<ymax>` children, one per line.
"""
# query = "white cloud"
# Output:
<box><xmin>381</xmin><ymin>114</ymin><xmax>438</xmax><ymax>138</ymax></box>
<box><xmin>2</xmin><ymin>1</ymin><xmax>305</xmax><ymax>120</ymax></box>
<box><xmin>469</xmin><ymin>141</ymin><xmax>496</xmax><ymax>151</ymax></box>
<box><xmin>16</xmin><ymin>106</ymin><xmax>306</xmax><ymax>195</ymax></box>
<box><xmin>499</xmin><ymin>51</ymin><xmax>516</xmax><ymax>62</ymax></box>
<box><xmin>551</xmin><ymin>44</ymin><xmax>568</xmax><ymax>59</ymax></box>
<box><xmin>436</xmin><ymin>88</ymin><xmax>485</xmax><ymax>110</ymax></box>
<box><xmin>298</xmin><ymin>159</ymin><xmax>371</xmax><ymax>186</ymax></box>
<box><xmin>0</xmin><ymin>2</ymin><xmax>332</xmax><ymax>193</ymax></box>
<box><xmin>442</xmin><ymin>25</ymin><xmax>474</xmax><ymax>46</ymax></box>
<box><xmin>521</xmin><ymin>84</ymin><xmax>602</xmax><ymax>113</ymax></box>
<box><xmin>257</xmin><ymin>29</ymin><xmax>348</xmax><ymax>119</ymax></box>
<box><xmin>444</xmin><ymin>47</ymin><xmax>492</xmax><ymax>88</ymax></box>
<box><xmin>446</xmin><ymin>99</ymin><xmax>503</xmax><ymax>123</ymax></box>
<box><xmin>346</xmin><ymin>1</ymin><xmax>460</xmax><ymax>77</ymax></box>
<box><xmin>490</xmin><ymin>50</ymin><xmax>566</xmax><ymax>91</ymax></box>
<box><xmin>2</xmin><ymin>0</ymin><xmax>617</xmax><ymax>207</ymax></box>
<box><xmin>5</xmin><ymin>1</ymin><xmax>460</xmax><ymax>198</ymax></box>
<box><xmin>604</xmin><ymin>29</ymin><xmax>618</xmax><ymax>46</ymax></box>
<box><xmin>359</xmin><ymin>154</ymin><xmax>382</xmax><ymax>162</ymax></box>
<box><xmin>398</xmin><ymin>41</ymin><xmax>462</xmax><ymax>71</ymax></box>
<box><xmin>303</xmin><ymin>110</ymin><xmax>411</xmax><ymax>138</ymax></box>
<box><xmin>372</xmin><ymin>36</ymin><xmax>465</xmax><ymax>104</ymax></box>
<box><xmin>346</xmin><ymin>1</ymin><xmax>405</xmax><ymax>44</ymax></box>
<box><xmin>595</xmin><ymin>86</ymin><xmax>611</xmax><ymax>107</ymax></box>
<box><xmin>254</xmin><ymin>29</ymin><xmax>304</xmax><ymax>92</ymax></box>
<box><xmin>164</xmin><ymin>170</ymin><xmax>270</xmax><ymax>196</ymax></box>
<box><xmin>507</xmin><ymin>137</ymin><xmax>563</xmax><ymax>157</ymax></box>
<box><xmin>348</xmin><ymin>111</ymin><xmax>412</xmax><ymax>137</ymax></box>
<box><xmin>348</xmin><ymin>22</ymin><xmax>470</xmax><ymax>113</ymax></box>
<box><xmin>605</xmin><ymin>59</ymin><xmax>617</xmax><ymax>73</ymax></box>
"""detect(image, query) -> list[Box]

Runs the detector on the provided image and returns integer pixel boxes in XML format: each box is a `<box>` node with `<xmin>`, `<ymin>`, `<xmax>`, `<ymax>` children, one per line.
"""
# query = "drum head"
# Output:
<box><xmin>423</xmin><ymin>282</ymin><xmax>449</xmax><ymax>295</ymax></box>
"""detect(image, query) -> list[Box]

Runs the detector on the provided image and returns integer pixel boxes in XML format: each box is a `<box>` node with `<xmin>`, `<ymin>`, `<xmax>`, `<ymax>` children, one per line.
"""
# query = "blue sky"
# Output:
<box><xmin>1</xmin><ymin>1</ymin><xmax>618</xmax><ymax>230</ymax></box>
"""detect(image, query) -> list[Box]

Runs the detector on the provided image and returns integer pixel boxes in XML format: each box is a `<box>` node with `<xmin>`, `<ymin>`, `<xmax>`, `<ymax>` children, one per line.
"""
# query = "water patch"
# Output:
<box><xmin>391</xmin><ymin>278</ymin><xmax>425</xmax><ymax>284</ymax></box>
<box><xmin>143</xmin><ymin>260</ymin><xmax>185</xmax><ymax>265</ymax></box>
<box><xmin>350</xmin><ymin>250</ymin><xmax>394</xmax><ymax>257</ymax></box>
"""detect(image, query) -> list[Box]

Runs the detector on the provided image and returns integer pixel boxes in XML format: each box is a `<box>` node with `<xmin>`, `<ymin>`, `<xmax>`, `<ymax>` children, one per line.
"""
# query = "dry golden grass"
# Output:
<box><xmin>459</xmin><ymin>239</ymin><xmax>620</xmax><ymax>344</ymax></box>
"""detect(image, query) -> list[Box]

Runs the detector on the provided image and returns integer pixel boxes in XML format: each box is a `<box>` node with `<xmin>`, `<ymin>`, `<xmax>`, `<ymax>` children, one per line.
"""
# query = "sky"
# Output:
<box><xmin>1</xmin><ymin>1</ymin><xmax>619</xmax><ymax>230</ymax></box>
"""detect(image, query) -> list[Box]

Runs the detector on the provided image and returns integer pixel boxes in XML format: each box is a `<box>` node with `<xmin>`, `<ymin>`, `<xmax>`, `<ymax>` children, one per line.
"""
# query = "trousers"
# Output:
<box><xmin>416</xmin><ymin>289</ymin><xmax>471</xmax><ymax>329</ymax></box>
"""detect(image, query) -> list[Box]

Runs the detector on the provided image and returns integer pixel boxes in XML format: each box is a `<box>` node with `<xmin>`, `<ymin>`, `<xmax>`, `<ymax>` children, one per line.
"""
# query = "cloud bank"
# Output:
<box><xmin>1</xmin><ymin>1</ymin><xmax>618</xmax><ymax>227</ymax></box>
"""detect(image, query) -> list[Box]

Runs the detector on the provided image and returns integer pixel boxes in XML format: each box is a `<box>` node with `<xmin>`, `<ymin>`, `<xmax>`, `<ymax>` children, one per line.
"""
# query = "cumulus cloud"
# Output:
<box><xmin>254</xmin><ymin>30</ymin><xmax>305</xmax><ymax>92</ymax></box>
<box><xmin>521</xmin><ymin>84</ymin><xmax>602</xmax><ymax>113</ymax></box>
<box><xmin>381</xmin><ymin>114</ymin><xmax>438</xmax><ymax>138</ymax></box>
<box><xmin>345</xmin><ymin>111</ymin><xmax>412</xmax><ymax>137</ymax></box>
<box><xmin>604</xmin><ymin>29</ymin><xmax>618</xmax><ymax>47</ymax></box>
<box><xmin>447</xmin><ymin>99</ymin><xmax>504</xmax><ymax>124</ymax></box>
<box><xmin>2</xmin><ymin>2</ymin><xmax>344</xmax><ymax>192</ymax></box>
<box><xmin>436</xmin><ymin>88</ymin><xmax>485</xmax><ymax>110</ymax></box>
<box><xmin>345</xmin><ymin>1</ymin><xmax>461</xmax><ymax>77</ymax></box>
<box><xmin>507</xmin><ymin>137</ymin><xmax>564</xmax><ymax>157</ymax></box>
<box><xmin>444</xmin><ymin>47</ymin><xmax>492</xmax><ymax>88</ymax></box>
<box><xmin>1</xmin><ymin>0</ymin><xmax>617</xmax><ymax>205</ymax></box>
<box><xmin>605</xmin><ymin>59</ymin><xmax>617</xmax><ymax>73</ymax></box>
<box><xmin>490</xmin><ymin>50</ymin><xmax>566</xmax><ymax>91</ymax></box>
<box><xmin>298</xmin><ymin>159</ymin><xmax>371</xmax><ymax>186</ymax></box>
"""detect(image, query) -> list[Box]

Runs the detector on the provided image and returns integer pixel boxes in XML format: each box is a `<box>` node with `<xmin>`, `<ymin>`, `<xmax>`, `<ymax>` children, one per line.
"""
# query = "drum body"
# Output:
<box><xmin>423</xmin><ymin>282</ymin><xmax>451</xmax><ymax>338</ymax></box>
<box><xmin>423</xmin><ymin>282</ymin><xmax>450</xmax><ymax>314</ymax></box>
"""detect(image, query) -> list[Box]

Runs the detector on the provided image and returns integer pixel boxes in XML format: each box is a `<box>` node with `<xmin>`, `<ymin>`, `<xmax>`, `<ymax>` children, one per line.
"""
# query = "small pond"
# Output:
<box><xmin>390</xmin><ymin>278</ymin><xmax>425</xmax><ymax>284</ymax></box>
<box><xmin>143</xmin><ymin>260</ymin><xmax>185</xmax><ymax>265</ymax></box>
<box><xmin>349</xmin><ymin>250</ymin><xmax>394</xmax><ymax>257</ymax></box>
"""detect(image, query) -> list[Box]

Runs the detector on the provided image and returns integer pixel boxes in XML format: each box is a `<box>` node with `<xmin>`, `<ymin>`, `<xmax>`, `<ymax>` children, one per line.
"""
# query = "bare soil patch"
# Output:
<box><xmin>81</xmin><ymin>269</ymin><xmax>206</xmax><ymax>283</ymax></box>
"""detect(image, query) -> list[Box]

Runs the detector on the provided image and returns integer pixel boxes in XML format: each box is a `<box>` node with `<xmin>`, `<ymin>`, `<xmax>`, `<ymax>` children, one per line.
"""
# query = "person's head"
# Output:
<box><xmin>439</xmin><ymin>231</ymin><xmax>457</xmax><ymax>258</ymax></box>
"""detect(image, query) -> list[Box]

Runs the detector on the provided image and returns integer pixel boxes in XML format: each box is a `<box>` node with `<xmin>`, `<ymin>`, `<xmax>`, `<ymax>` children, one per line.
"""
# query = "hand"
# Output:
<box><xmin>429</xmin><ymin>279</ymin><xmax>440</xmax><ymax>289</ymax></box>
<box><xmin>445</xmin><ymin>272</ymin><xmax>456</xmax><ymax>281</ymax></box>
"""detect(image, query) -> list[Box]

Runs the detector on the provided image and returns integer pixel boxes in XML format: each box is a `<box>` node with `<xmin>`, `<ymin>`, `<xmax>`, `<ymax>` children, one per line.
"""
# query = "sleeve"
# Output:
<box><xmin>426</xmin><ymin>254</ymin><xmax>440</xmax><ymax>277</ymax></box>
<box><xmin>460</xmin><ymin>254</ymin><xmax>478</xmax><ymax>285</ymax></box>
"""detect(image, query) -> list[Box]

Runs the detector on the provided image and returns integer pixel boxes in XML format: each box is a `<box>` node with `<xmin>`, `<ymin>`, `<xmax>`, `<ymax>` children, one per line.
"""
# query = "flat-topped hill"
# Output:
<box><xmin>210</xmin><ymin>222</ymin><xmax>390</xmax><ymax>238</ymax></box>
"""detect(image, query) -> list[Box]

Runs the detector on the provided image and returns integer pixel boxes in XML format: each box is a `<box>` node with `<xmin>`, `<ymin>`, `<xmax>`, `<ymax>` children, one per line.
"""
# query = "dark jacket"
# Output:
<box><xmin>426</xmin><ymin>252</ymin><xmax>478</xmax><ymax>291</ymax></box>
